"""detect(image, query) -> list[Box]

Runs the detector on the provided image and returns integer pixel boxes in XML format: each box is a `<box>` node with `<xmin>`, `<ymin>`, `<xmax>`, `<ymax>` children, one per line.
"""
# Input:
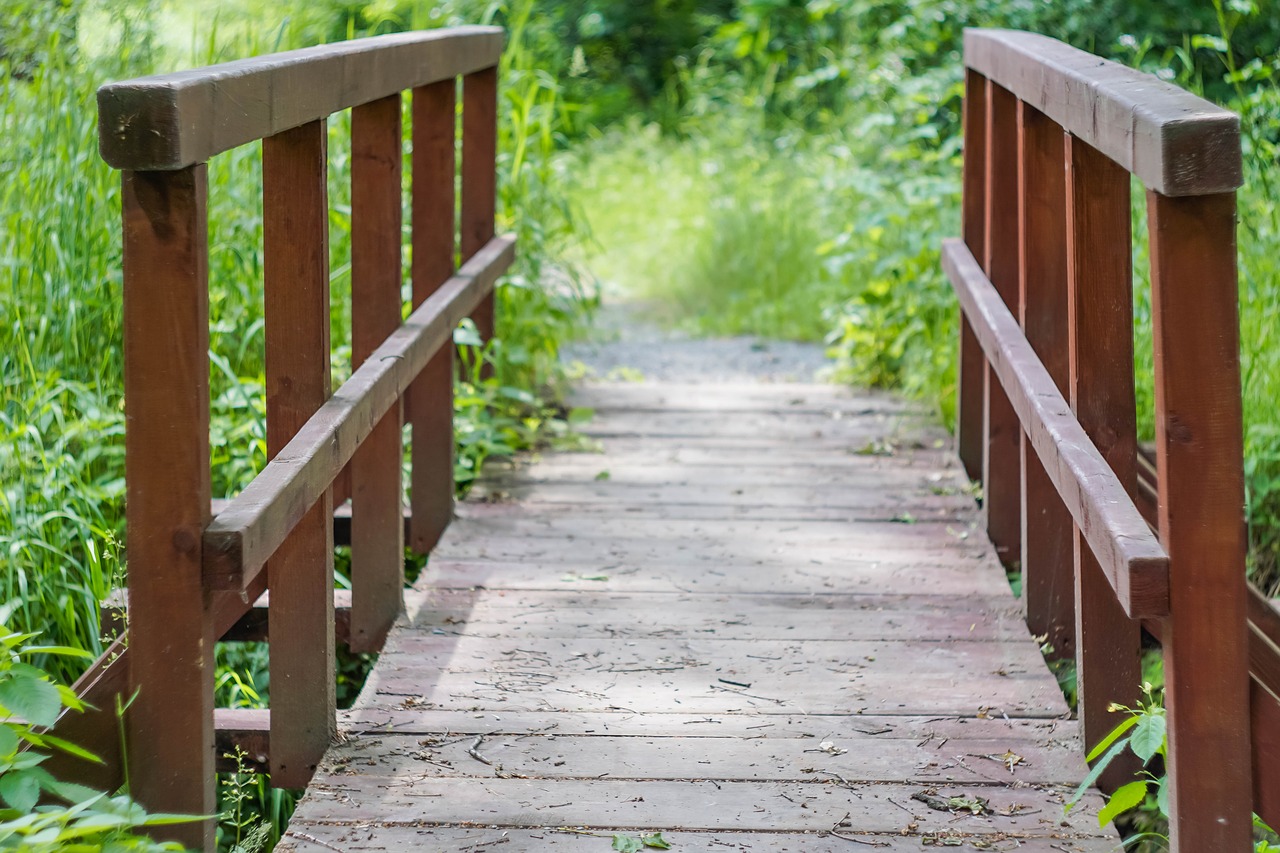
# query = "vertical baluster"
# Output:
<box><xmin>263</xmin><ymin>120</ymin><xmax>335</xmax><ymax>788</ymax></box>
<box><xmin>1065</xmin><ymin>136</ymin><xmax>1141</xmax><ymax>791</ymax></box>
<box><xmin>461</xmin><ymin>66</ymin><xmax>498</xmax><ymax>360</ymax></box>
<box><xmin>957</xmin><ymin>68</ymin><xmax>987</xmax><ymax>483</ymax></box>
<box><xmin>122</xmin><ymin>165</ymin><xmax>215</xmax><ymax>851</ymax></box>
<box><xmin>1016</xmin><ymin>102</ymin><xmax>1074</xmax><ymax>660</ymax></box>
<box><xmin>409</xmin><ymin>79</ymin><xmax>458</xmax><ymax>553</ymax></box>
<box><xmin>982</xmin><ymin>81</ymin><xmax>1021</xmax><ymax>568</ymax></box>
<box><xmin>1148</xmin><ymin>189</ymin><xmax>1250</xmax><ymax>850</ymax></box>
<box><xmin>350</xmin><ymin>95</ymin><xmax>405</xmax><ymax>652</ymax></box>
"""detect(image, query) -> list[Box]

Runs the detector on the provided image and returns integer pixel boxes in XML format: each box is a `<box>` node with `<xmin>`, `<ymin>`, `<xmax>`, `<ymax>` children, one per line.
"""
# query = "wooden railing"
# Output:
<box><xmin>942</xmin><ymin>28</ymin><xmax>1280</xmax><ymax>851</ymax></box>
<box><xmin>42</xmin><ymin>27</ymin><xmax>514</xmax><ymax>850</ymax></box>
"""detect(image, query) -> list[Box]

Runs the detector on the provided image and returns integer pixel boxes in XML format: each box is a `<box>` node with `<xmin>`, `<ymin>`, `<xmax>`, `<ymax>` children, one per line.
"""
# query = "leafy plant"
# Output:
<box><xmin>611</xmin><ymin>831</ymin><xmax>671</xmax><ymax>851</ymax></box>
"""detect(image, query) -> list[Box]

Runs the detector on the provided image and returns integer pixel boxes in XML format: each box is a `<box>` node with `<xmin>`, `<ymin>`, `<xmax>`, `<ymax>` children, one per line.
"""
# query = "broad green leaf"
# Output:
<box><xmin>1066</xmin><ymin>737</ymin><xmax>1131</xmax><ymax>813</ymax></box>
<box><xmin>0</xmin><ymin>725</ymin><xmax>18</xmax><ymax>756</ymax></box>
<box><xmin>613</xmin><ymin>834</ymin><xmax>643</xmax><ymax>853</ymax></box>
<box><xmin>1097</xmin><ymin>780</ymin><xmax>1148</xmax><ymax>826</ymax></box>
<box><xmin>0</xmin><ymin>674</ymin><xmax>61</xmax><ymax>727</ymax></box>
<box><xmin>1130</xmin><ymin>714</ymin><xmax>1166</xmax><ymax>763</ymax></box>
<box><xmin>1155</xmin><ymin>776</ymin><xmax>1169</xmax><ymax>818</ymax></box>
<box><xmin>642</xmin><ymin>832</ymin><xmax>672</xmax><ymax>849</ymax></box>
<box><xmin>44</xmin><ymin>780</ymin><xmax>105</xmax><ymax>806</ymax></box>
<box><xmin>37</xmin><ymin>734</ymin><xmax>103</xmax><ymax>764</ymax></box>
<box><xmin>1085</xmin><ymin>714</ymin><xmax>1139</xmax><ymax>762</ymax></box>
<box><xmin>0</xmin><ymin>770</ymin><xmax>40</xmax><ymax>813</ymax></box>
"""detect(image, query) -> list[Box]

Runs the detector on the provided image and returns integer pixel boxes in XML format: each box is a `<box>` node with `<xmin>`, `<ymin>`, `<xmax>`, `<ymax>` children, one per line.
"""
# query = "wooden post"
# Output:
<box><xmin>122</xmin><ymin>165</ymin><xmax>215</xmax><ymax>851</ymax></box>
<box><xmin>957</xmin><ymin>68</ymin><xmax>987</xmax><ymax>483</ymax></box>
<box><xmin>409</xmin><ymin>78</ymin><xmax>458</xmax><ymax>553</ymax></box>
<box><xmin>1148</xmin><ymin>189</ymin><xmax>1251</xmax><ymax>850</ymax></box>
<box><xmin>1065</xmin><ymin>136</ymin><xmax>1141</xmax><ymax>792</ymax></box>
<box><xmin>263</xmin><ymin>120</ymin><xmax>336</xmax><ymax>788</ymax></box>
<box><xmin>982</xmin><ymin>81</ymin><xmax>1021</xmax><ymax>568</ymax></box>
<box><xmin>461</xmin><ymin>66</ymin><xmax>498</xmax><ymax>356</ymax></box>
<box><xmin>350</xmin><ymin>94</ymin><xmax>405</xmax><ymax>653</ymax></box>
<box><xmin>1016</xmin><ymin>102</ymin><xmax>1074</xmax><ymax>660</ymax></box>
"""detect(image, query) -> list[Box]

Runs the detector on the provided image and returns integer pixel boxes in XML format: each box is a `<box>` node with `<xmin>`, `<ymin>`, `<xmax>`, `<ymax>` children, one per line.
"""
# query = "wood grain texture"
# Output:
<box><xmin>1149</xmin><ymin>189</ymin><xmax>1251</xmax><ymax>850</ymax></box>
<box><xmin>350</xmin><ymin>94</ymin><xmax>405</xmax><ymax>653</ymax></box>
<box><xmin>121</xmin><ymin>166</ymin><xmax>215</xmax><ymax>850</ymax></box>
<box><xmin>203</xmin><ymin>235</ymin><xmax>514</xmax><ymax>590</ymax></box>
<box><xmin>281</xmin><ymin>381</ymin><xmax>1115</xmax><ymax>846</ymax></box>
<box><xmin>958</xmin><ymin>68</ymin><xmax>987</xmax><ymax>483</ymax></box>
<box><xmin>982</xmin><ymin>81</ymin><xmax>1021</xmax><ymax>568</ymax></box>
<box><xmin>964</xmin><ymin>28</ymin><xmax>1241</xmax><ymax>196</ymax></box>
<box><xmin>942</xmin><ymin>240</ymin><xmax>1168</xmax><ymax>617</ymax></box>
<box><xmin>408</xmin><ymin>78</ymin><xmax>457</xmax><ymax>553</ymax></box>
<box><xmin>1064</xmin><ymin>135</ymin><xmax>1141</xmax><ymax>791</ymax></box>
<box><xmin>1017</xmin><ymin>101</ymin><xmax>1074</xmax><ymax>660</ymax></box>
<box><xmin>461</xmin><ymin>65</ymin><xmax>498</xmax><ymax>350</ymax></box>
<box><xmin>263</xmin><ymin>121</ymin><xmax>336</xmax><ymax>788</ymax></box>
<box><xmin>98</xmin><ymin>27</ymin><xmax>503</xmax><ymax>170</ymax></box>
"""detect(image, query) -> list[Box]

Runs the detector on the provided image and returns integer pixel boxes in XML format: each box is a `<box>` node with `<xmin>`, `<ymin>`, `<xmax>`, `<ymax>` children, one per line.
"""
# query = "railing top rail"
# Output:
<box><xmin>964</xmin><ymin>28</ymin><xmax>1241</xmax><ymax>196</ymax></box>
<box><xmin>98</xmin><ymin>25</ymin><xmax>503</xmax><ymax>171</ymax></box>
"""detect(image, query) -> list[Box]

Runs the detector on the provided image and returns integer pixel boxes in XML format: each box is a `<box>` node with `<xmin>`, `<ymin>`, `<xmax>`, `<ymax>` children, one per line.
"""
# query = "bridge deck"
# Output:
<box><xmin>280</xmin><ymin>381</ymin><xmax>1114</xmax><ymax>851</ymax></box>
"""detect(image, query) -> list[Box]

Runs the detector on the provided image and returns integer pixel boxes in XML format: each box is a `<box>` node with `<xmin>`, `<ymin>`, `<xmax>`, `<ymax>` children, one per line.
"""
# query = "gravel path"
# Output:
<box><xmin>560</xmin><ymin>301</ymin><xmax>830</xmax><ymax>383</ymax></box>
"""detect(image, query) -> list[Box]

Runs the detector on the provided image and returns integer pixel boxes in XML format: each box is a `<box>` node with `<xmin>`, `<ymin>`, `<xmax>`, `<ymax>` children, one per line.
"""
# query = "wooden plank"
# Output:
<box><xmin>409</xmin><ymin>78</ymin><xmax>457</xmax><ymax>553</ymax></box>
<box><xmin>1148</xmin><ymin>189</ymin><xmax>1251</xmax><ymax>850</ymax></box>
<box><xmin>958</xmin><ymin>67</ymin><xmax>987</xmax><ymax>482</ymax></box>
<box><xmin>461</xmin><ymin>65</ymin><xmax>498</xmax><ymax>351</ymax></box>
<box><xmin>964</xmin><ymin>29</ymin><xmax>1241</xmax><ymax>196</ymax></box>
<box><xmin>121</xmin><ymin>166</ymin><xmax>215</xmax><ymax>850</ymax></box>
<box><xmin>263</xmin><ymin>120</ymin><xmax>336</xmax><ymax>788</ymax></box>
<box><xmin>350</xmin><ymin>94</ymin><xmax>405</xmax><ymax>653</ymax></box>
<box><xmin>1064</xmin><ymin>135</ymin><xmax>1141</xmax><ymax>792</ymax></box>
<box><xmin>404</xmin><ymin>588</ymin><xmax>1036</xmax><ymax>642</ymax></box>
<box><xmin>942</xmin><ymin>239</ymin><xmax>1168</xmax><ymax>617</ymax></box>
<box><xmin>982</xmin><ymin>80</ymin><xmax>1021</xmax><ymax>569</ymax></box>
<box><xmin>422</xmin><ymin>556</ymin><xmax>1019</xmax><ymax>599</ymax></box>
<box><xmin>203</xmin><ymin>235</ymin><xmax>514</xmax><ymax>590</ymax></box>
<box><xmin>568</xmin><ymin>383</ymin><xmax>919</xmax><ymax>415</ymax></box>
<box><xmin>279</xmin><ymin>777</ymin><xmax>1110</xmax><ymax>835</ymax></box>
<box><xmin>98</xmin><ymin>27</ymin><xmax>503</xmax><ymax>170</ymax></box>
<box><xmin>319</xmin><ymin>731</ymin><xmax>1091</xmax><ymax>785</ymax></box>
<box><xmin>280</xmin><ymin>827</ymin><xmax>1117</xmax><ymax>852</ymax></box>
<box><xmin>578</xmin><ymin>409</ymin><xmax>941</xmax><ymax>441</ymax></box>
<box><xmin>1252</xmin><ymin>678</ymin><xmax>1280</xmax><ymax>830</ymax></box>
<box><xmin>214</xmin><ymin>708</ymin><xmax>270</xmax><ymax>775</ymax></box>
<box><xmin>1017</xmin><ymin>101</ymin><xmax>1074</xmax><ymax>661</ymax></box>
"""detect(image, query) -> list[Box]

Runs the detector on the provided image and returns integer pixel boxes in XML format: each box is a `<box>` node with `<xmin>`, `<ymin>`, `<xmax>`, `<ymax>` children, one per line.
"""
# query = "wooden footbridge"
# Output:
<box><xmin>39</xmin><ymin>24</ymin><xmax>1280</xmax><ymax>853</ymax></box>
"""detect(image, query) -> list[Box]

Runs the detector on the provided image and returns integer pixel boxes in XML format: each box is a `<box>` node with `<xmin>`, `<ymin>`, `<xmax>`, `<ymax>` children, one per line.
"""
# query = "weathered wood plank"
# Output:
<box><xmin>280</xmin><ymin>827</ymin><xmax>1116</xmax><ymax>852</ymax></box>
<box><xmin>98</xmin><ymin>27</ymin><xmax>503</xmax><ymax>170</ymax></box>
<box><xmin>957</xmin><ymin>67</ymin><xmax>987</xmax><ymax>482</ymax></box>
<box><xmin>462</xmin><ymin>65</ymin><xmax>498</xmax><ymax>352</ymax></box>
<box><xmin>964</xmin><ymin>29</ymin><xmax>1241</xmax><ymax>195</ymax></box>
<box><xmin>568</xmin><ymin>382</ymin><xmax>922</xmax><ymax>415</ymax></box>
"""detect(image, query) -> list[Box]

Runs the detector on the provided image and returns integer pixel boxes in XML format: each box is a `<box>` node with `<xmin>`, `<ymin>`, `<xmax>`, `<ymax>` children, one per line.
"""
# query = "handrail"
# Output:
<box><xmin>947</xmin><ymin>28</ymin><xmax>1252</xmax><ymax>852</ymax></box>
<box><xmin>941</xmin><ymin>239</ymin><xmax>1168</xmax><ymax>616</ymax></box>
<box><xmin>964</xmin><ymin>29</ymin><xmax>1241</xmax><ymax>196</ymax></box>
<box><xmin>98</xmin><ymin>26</ymin><xmax>502</xmax><ymax>170</ymax></box>
<box><xmin>41</xmin><ymin>28</ymin><xmax>510</xmax><ymax>852</ymax></box>
<box><xmin>204</xmin><ymin>235</ymin><xmax>514</xmax><ymax>590</ymax></box>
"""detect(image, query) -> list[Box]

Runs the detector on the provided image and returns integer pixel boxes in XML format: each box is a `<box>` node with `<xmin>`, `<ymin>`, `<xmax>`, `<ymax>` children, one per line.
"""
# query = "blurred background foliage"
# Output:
<box><xmin>1</xmin><ymin>0</ymin><xmax>1279</xmax><ymax>848</ymax></box>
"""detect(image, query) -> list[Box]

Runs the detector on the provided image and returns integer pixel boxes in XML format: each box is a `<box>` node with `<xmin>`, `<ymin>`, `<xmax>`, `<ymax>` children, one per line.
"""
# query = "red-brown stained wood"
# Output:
<box><xmin>1016</xmin><ymin>101</ymin><xmax>1073</xmax><ymax>661</ymax></box>
<box><xmin>957</xmin><ymin>68</ymin><xmax>987</xmax><ymax>483</ymax></box>
<box><xmin>461</xmin><ymin>66</ymin><xmax>498</xmax><ymax>354</ymax></box>
<box><xmin>1252</xmin><ymin>678</ymin><xmax>1280</xmax><ymax>830</ymax></box>
<box><xmin>981</xmin><ymin>81</ymin><xmax>1021</xmax><ymax>568</ymax></box>
<box><xmin>202</xmin><ymin>236</ymin><xmax>514</xmax><ymax>589</ymax></box>
<box><xmin>1148</xmin><ymin>189</ymin><xmax>1251</xmax><ymax>850</ymax></box>
<box><xmin>121</xmin><ymin>166</ymin><xmax>215</xmax><ymax>850</ymax></box>
<box><xmin>941</xmin><ymin>240</ymin><xmax>1168</xmax><ymax>618</ymax></box>
<box><xmin>1064</xmin><ymin>136</ymin><xmax>1141</xmax><ymax>793</ymax></box>
<box><xmin>409</xmin><ymin>78</ymin><xmax>457</xmax><ymax>553</ymax></box>
<box><xmin>350</xmin><ymin>94</ymin><xmax>405</xmax><ymax>653</ymax></box>
<box><xmin>263</xmin><ymin>121</ymin><xmax>336</xmax><ymax>788</ymax></box>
